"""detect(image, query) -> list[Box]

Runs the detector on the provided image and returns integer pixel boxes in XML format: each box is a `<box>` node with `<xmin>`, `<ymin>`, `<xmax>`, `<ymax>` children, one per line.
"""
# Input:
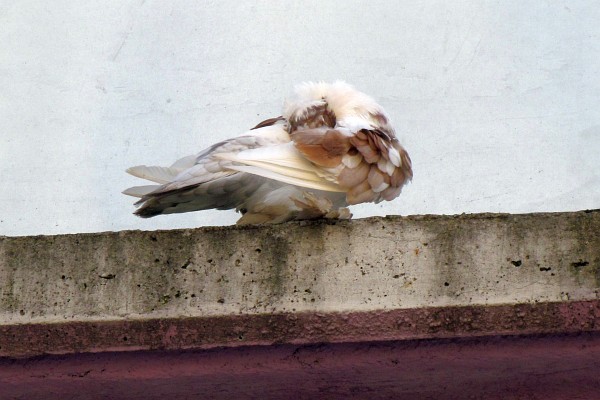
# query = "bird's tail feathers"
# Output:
<box><xmin>122</xmin><ymin>184</ymin><xmax>161</xmax><ymax>198</ymax></box>
<box><xmin>125</xmin><ymin>153</ymin><xmax>199</xmax><ymax>187</ymax></box>
<box><xmin>125</xmin><ymin>165</ymin><xmax>183</xmax><ymax>184</ymax></box>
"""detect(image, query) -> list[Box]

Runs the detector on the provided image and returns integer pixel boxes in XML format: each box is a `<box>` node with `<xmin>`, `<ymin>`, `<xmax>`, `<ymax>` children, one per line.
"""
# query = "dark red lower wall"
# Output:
<box><xmin>1</xmin><ymin>332</ymin><xmax>599</xmax><ymax>400</ymax></box>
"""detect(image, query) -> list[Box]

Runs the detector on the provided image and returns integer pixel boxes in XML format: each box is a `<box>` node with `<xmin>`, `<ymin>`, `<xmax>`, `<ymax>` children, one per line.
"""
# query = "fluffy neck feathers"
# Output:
<box><xmin>283</xmin><ymin>81</ymin><xmax>389</xmax><ymax>130</ymax></box>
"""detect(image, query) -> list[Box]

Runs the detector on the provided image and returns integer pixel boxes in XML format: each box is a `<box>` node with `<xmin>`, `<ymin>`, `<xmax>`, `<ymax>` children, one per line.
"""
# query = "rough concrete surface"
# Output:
<box><xmin>1</xmin><ymin>211</ymin><xmax>599</xmax><ymax>398</ymax></box>
<box><xmin>1</xmin><ymin>211</ymin><xmax>599</xmax><ymax>327</ymax></box>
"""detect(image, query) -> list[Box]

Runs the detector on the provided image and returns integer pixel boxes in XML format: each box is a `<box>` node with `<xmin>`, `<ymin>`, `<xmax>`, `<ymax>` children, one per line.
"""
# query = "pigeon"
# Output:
<box><xmin>123</xmin><ymin>81</ymin><xmax>412</xmax><ymax>225</ymax></box>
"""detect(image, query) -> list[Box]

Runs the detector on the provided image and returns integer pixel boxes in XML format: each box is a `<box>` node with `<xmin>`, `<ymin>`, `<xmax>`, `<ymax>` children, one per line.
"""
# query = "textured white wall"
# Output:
<box><xmin>1</xmin><ymin>1</ymin><xmax>599</xmax><ymax>236</ymax></box>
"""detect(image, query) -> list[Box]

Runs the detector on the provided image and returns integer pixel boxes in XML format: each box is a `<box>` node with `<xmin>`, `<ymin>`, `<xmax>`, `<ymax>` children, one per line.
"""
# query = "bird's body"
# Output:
<box><xmin>124</xmin><ymin>81</ymin><xmax>412</xmax><ymax>224</ymax></box>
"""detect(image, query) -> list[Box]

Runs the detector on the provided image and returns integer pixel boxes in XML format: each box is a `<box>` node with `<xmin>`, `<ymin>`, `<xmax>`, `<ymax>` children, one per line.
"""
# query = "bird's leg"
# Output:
<box><xmin>291</xmin><ymin>192</ymin><xmax>352</xmax><ymax>221</ymax></box>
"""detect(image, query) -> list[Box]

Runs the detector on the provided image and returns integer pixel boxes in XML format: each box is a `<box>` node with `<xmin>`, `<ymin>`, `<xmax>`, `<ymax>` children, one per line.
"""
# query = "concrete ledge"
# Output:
<box><xmin>1</xmin><ymin>211</ymin><xmax>599</xmax><ymax>398</ymax></box>
<box><xmin>1</xmin><ymin>211</ymin><xmax>599</xmax><ymax>355</ymax></box>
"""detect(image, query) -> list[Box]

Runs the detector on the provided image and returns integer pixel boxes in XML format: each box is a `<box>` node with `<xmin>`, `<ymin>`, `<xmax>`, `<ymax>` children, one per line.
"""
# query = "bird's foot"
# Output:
<box><xmin>291</xmin><ymin>192</ymin><xmax>352</xmax><ymax>221</ymax></box>
<box><xmin>324</xmin><ymin>207</ymin><xmax>352</xmax><ymax>220</ymax></box>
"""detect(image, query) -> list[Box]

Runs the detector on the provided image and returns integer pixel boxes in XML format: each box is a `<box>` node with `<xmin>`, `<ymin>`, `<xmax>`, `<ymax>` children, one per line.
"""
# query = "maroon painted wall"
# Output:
<box><xmin>2</xmin><ymin>333</ymin><xmax>599</xmax><ymax>399</ymax></box>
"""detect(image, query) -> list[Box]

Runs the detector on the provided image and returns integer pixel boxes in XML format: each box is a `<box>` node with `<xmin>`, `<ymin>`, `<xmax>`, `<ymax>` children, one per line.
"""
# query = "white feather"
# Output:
<box><xmin>372</xmin><ymin>181</ymin><xmax>390</xmax><ymax>193</ymax></box>
<box><xmin>388</xmin><ymin>147</ymin><xmax>401</xmax><ymax>168</ymax></box>
<box><xmin>170</xmin><ymin>154</ymin><xmax>198</xmax><ymax>170</ymax></box>
<box><xmin>225</xmin><ymin>165</ymin><xmax>344</xmax><ymax>192</ymax></box>
<box><xmin>342</xmin><ymin>152</ymin><xmax>362</xmax><ymax>168</ymax></box>
<box><xmin>284</xmin><ymin>81</ymin><xmax>385</xmax><ymax>124</ymax></box>
<box><xmin>126</xmin><ymin>155</ymin><xmax>199</xmax><ymax>185</ymax></box>
<box><xmin>126</xmin><ymin>166</ymin><xmax>181</xmax><ymax>184</ymax></box>
<box><xmin>216</xmin><ymin>143</ymin><xmax>342</xmax><ymax>190</ymax></box>
<box><xmin>122</xmin><ymin>185</ymin><xmax>160</xmax><ymax>197</ymax></box>
<box><xmin>377</xmin><ymin>158</ymin><xmax>396</xmax><ymax>176</ymax></box>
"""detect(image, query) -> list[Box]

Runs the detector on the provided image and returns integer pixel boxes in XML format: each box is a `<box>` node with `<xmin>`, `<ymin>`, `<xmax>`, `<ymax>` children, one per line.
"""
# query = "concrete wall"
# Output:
<box><xmin>1</xmin><ymin>211</ymin><xmax>599</xmax><ymax>398</ymax></box>
<box><xmin>1</xmin><ymin>211</ymin><xmax>598</xmax><ymax>352</ymax></box>
<box><xmin>1</xmin><ymin>1</ymin><xmax>600</xmax><ymax>236</ymax></box>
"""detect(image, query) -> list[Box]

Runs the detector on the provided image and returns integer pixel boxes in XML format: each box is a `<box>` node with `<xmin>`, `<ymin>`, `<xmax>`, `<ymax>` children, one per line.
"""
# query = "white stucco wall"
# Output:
<box><xmin>1</xmin><ymin>1</ymin><xmax>599</xmax><ymax>236</ymax></box>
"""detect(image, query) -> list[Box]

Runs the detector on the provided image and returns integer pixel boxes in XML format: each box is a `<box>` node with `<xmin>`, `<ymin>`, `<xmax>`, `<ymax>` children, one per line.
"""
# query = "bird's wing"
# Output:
<box><xmin>122</xmin><ymin>154</ymin><xmax>202</xmax><ymax>197</ymax></box>
<box><xmin>123</xmin><ymin>124</ymin><xmax>291</xmax><ymax>216</ymax></box>
<box><xmin>280</xmin><ymin>90</ymin><xmax>412</xmax><ymax>204</ymax></box>
<box><xmin>124</xmin><ymin>153</ymin><xmax>198</xmax><ymax>187</ymax></box>
<box><xmin>211</xmin><ymin>118</ymin><xmax>413</xmax><ymax>204</ymax></box>
<box><xmin>214</xmin><ymin>141</ymin><xmax>345</xmax><ymax>192</ymax></box>
<box><xmin>291</xmin><ymin>126</ymin><xmax>413</xmax><ymax>204</ymax></box>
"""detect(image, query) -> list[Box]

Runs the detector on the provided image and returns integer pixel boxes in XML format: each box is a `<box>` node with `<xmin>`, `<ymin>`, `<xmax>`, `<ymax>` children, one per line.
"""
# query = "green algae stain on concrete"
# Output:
<box><xmin>258</xmin><ymin>230</ymin><xmax>291</xmax><ymax>301</ymax></box>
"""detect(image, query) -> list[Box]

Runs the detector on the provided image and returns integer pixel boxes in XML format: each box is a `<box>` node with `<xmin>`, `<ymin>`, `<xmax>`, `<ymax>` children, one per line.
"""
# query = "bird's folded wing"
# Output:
<box><xmin>291</xmin><ymin>127</ymin><xmax>413</xmax><ymax>204</ymax></box>
<box><xmin>124</xmin><ymin>157</ymin><xmax>233</xmax><ymax>199</ymax></box>
<box><xmin>216</xmin><ymin>142</ymin><xmax>345</xmax><ymax>192</ymax></box>
<box><xmin>124</xmin><ymin>127</ymin><xmax>293</xmax><ymax>199</ymax></box>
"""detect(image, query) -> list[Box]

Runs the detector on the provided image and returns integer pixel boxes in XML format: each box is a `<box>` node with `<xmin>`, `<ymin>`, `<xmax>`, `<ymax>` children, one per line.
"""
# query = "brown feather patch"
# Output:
<box><xmin>400</xmin><ymin>148</ymin><xmax>413</xmax><ymax>180</ymax></box>
<box><xmin>292</xmin><ymin>128</ymin><xmax>350</xmax><ymax>168</ymax></box>
<box><xmin>340</xmin><ymin>129</ymin><xmax>412</xmax><ymax>204</ymax></box>
<box><xmin>390</xmin><ymin>167</ymin><xmax>406</xmax><ymax>187</ymax></box>
<box><xmin>347</xmin><ymin>180</ymin><xmax>377</xmax><ymax>205</ymax></box>
<box><xmin>290</xmin><ymin>102</ymin><xmax>336</xmax><ymax>131</ymax></box>
<box><xmin>368</xmin><ymin>166</ymin><xmax>391</xmax><ymax>192</ymax></box>
<box><xmin>381</xmin><ymin>186</ymin><xmax>402</xmax><ymax>201</ymax></box>
<box><xmin>322</xmin><ymin>129</ymin><xmax>351</xmax><ymax>156</ymax></box>
<box><xmin>338</xmin><ymin>160</ymin><xmax>369</xmax><ymax>188</ymax></box>
<box><xmin>291</xmin><ymin>121</ymin><xmax>412</xmax><ymax>205</ymax></box>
